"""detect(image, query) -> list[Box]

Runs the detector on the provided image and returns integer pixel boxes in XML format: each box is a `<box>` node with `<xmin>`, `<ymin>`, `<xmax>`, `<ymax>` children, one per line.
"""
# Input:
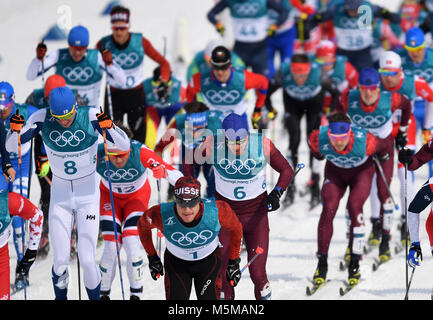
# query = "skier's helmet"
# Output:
<box><xmin>0</xmin><ymin>81</ymin><xmax>14</xmax><ymax>109</ymax></box>
<box><xmin>210</xmin><ymin>46</ymin><xmax>231</xmax><ymax>69</ymax></box>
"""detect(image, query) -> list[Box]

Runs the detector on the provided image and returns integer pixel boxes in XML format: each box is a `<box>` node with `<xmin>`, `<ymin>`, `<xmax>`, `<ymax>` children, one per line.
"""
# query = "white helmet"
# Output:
<box><xmin>379</xmin><ymin>51</ymin><xmax>402</xmax><ymax>69</ymax></box>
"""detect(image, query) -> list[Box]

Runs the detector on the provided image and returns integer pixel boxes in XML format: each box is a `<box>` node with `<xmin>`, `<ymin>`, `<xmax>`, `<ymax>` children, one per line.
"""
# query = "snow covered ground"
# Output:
<box><xmin>3</xmin><ymin>0</ymin><xmax>433</xmax><ymax>304</ymax></box>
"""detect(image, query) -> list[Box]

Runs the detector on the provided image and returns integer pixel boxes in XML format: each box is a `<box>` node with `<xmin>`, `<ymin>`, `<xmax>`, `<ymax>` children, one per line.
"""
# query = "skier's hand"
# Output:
<box><xmin>16</xmin><ymin>249</ymin><xmax>37</xmax><ymax>276</ymax></box>
<box><xmin>398</xmin><ymin>148</ymin><xmax>414</xmax><ymax>166</ymax></box>
<box><xmin>150</xmin><ymin>162</ymin><xmax>167</xmax><ymax>179</ymax></box>
<box><xmin>267</xmin><ymin>108</ymin><xmax>277</xmax><ymax>121</ymax></box>
<box><xmin>266</xmin><ymin>188</ymin><xmax>282</xmax><ymax>212</ymax></box>
<box><xmin>251</xmin><ymin>109</ymin><xmax>262</xmax><ymax>129</ymax></box>
<box><xmin>422</xmin><ymin>128</ymin><xmax>432</xmax><ymax>145</ymax></box>
<box><xmin>215</xmin><ymin>21</ymin><xmax>225</xmax><ymax>36</ymax></box>
<box><xmin>36</xmin><ymin>41</ymin><xmax>47</xmax><ymax>61</ymax></box>
<box><xmin>407</xmin><ymin>242</ymin><xmax>422</xmax><ymax>268</ymax></box>
<box><xmin>267</xmin><ymin>24</ymin><xmax>278</xmax><ymax>37</ymax></box>
<box><xmin>156</xmin><ymin>81</ymin><xmax>169</xmax><ymax>103</ymax></box>
<box><xmin>2</xmin><ymin>163</ymin><xmax>15</xmax><ymax>182</ymax></box>
<box><xmin>101</xmin><ymin>49</ymin><xmax>113</xmax><ymax>66</ymax></box>
<box><xmin>36</xmin><ymin>155</ymin><xmax>50</xmax><ymax>178</ymax></box>
<box><xmin>148</xmin><ymin>254</ymin><xmax>164</xmax><ymax>280</ymax></box>
<box><xmin>10</xmin><ymin>109</ymin><xmax>24</xmax><ymax>133</ymax></box>
<box><xmin>226</xmin><ymin>257</ymin><xmax>241</xmax><ymax>287</ymax></box>
<box><xmin>96</xmin><ymin>107</ymin><xmax>113</xmax><ymax>129</ymax></box>
<box><xmin>395</xmin><ymin>128</ymin><xmax>408</xmax><ymax>150</ymax></box>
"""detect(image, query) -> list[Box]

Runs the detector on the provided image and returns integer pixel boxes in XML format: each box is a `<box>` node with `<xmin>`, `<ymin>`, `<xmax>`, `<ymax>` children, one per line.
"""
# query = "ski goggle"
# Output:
<box><xmin>328</xmin><ymin>129</ymin><xmax>351</xmax><ymax>142</ymax></box>
<box><xmin>315</xmin><ymin>58</ymin><xmax>335</xmax><ymax>66</ymax></box>
<box><xmin>111</xmin><ymin>24</ymin><xmax>129</xmax><ymax>31</ymax></box>
<box><xmin>378</xmin><ymin>68</ymin><xmax>400</xmax><ymax>77</ymax></box>
<box><xmin>226</xmin><ymin>137</ymin><xmax>247</xmax><ymax>146</ymax></box>
<box><xmin>175</xmin><ymin>195</ymin><xmax>201</xmax><ymax>208</ymax></box>
<box><xmin>404</xmin><ymin>42</ymin><xmax>425</xmax><ymax>52</ymax></box>
<box><xmin>69</xmin><ymin>45</ymin><xmax>87</xmax><ymax>51</ymax></box>
<box><xmin>359</xmin><ymin>84</ymin><xmax>379</xmax><ymax>91</ymax></box>
<box><xmin>107</xmin><ymin>149</ymin><xmax>131</xmax><ymax>158</ymax></box>
<box><xmin>50</xmin><ymin>104</ymin><xmax>76</xmax><ymax>120</ymax></box>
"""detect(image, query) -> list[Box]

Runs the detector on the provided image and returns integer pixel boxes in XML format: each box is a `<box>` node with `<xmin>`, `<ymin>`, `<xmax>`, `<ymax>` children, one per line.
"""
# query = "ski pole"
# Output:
<box><xmin>372</xmin><ymin>156</ymin><xmax>399</xmax><ymax>210</ymax></box>
<box><xmin>17</xmin><ymin>130</ymin><xmax>27</xmax><ymax>300</ymax></box>
<box><xmin>404</xmin><ymin>267</ymin><xmax>416</xmax><ymax>300</ymax></box>
<box><xmin>152</xmin><ymin>162</ymin><xmax>163</xmax><ymax>258</ymax></box>
<box><xmin>104</xmin><ymin>66</ymin><xmax>114</xmax><ymax>120</ymax></box>
<box><xmin>102</xmin><ymin>127</ymin><xmax>125</xmax><ymax>300</ymax></box>
<box><xmin>404</xmin><ymin>163</ymin><xmax>409</xmax><ymax>297</ymax></box>
<box><xmin>73</xmin><ymin>212</ymin><xmax>81</xmax><ymax>300</ymax></box>
<box><xmin>229</xmin><ymin>246</ymin><xmax>264</xmax><ymax>286</ymax></box>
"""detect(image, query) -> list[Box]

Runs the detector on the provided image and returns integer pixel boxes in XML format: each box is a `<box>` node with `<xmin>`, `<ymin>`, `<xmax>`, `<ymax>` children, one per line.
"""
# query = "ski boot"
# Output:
<box><xmin>312</xmin><ymin>253</ymin><xmax>328</xmax><ymax>285</ymax></box>
<box><xmin>130</xmin><ymin>295</ymin><xmax>140</xmax><ymax>300</ymax></box>
<box><xmin>14</xmin><ymin>267</ymin><xmax>29</xmax><ymax>290</ymax></box>
<box><xmin>367</xmin><ymin>218</ymin><xmax>381</xmax><ymax>247</ymax></box>
<box><xmin>282</xmin><ymin>184</ymin><xmax>296</xmax><ymax>207</ymax></box>
<box><xmin>378</xmin><ymin>234</ymin><xmax>391</xmax><ymax>263</ymax></box>
<box><xmin>348</xmin><ymin>254</ymin><xmax>361</xmax><ymax>286</ymax></box>
<box><xmin>100</xmin><ymin>289</ymin><xmax>110</xmax><ymax>300</ymax></box>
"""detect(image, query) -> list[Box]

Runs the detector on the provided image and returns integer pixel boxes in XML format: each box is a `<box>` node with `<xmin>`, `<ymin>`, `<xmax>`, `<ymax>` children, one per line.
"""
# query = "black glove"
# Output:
<box><xmin>266</xmin><ymin>188</ymin><xmax>283</xmax><ymax>212</ymax></box>
<box><xmin>2</xmin><ymin>163</ymin><xmax>13</xmax><ymax>182</ymax></box>
<box><xmin>398</xmin><ymin>148</ymin><xmax>414</xmax><ymax>166</ymax></box>
<box><xmin>396</xmin><ymin>129</ymin><xmax>408</xmax><ymax>150</ymax></box>
<box><xmin>148</xmin><ymin>254</ymin><xmax>163</xmax><ymax>281</ymax></box>
<box><xmin>226</xmin><ymin>258</ymin><xmax>241</xmax><ymax>287</ymax></box>
<box><xmin>156</xmin><ymin>82</ymin><xmax>169</xmax><ymax>103</ymax></box>
<box><xmin>16</xmin><ymin>249</ymin><xmax>37</xmax><ymax>276</ymax></box>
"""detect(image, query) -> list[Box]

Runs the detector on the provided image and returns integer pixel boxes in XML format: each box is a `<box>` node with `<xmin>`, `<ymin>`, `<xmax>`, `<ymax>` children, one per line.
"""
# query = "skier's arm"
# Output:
<box><xmin>142</xmin><ymin>37</ymin><xmax>171</xmax><ymax>82</ymax></box>
<box><xmin>366</xmin><ymin>132</ymin><xmax>388</xmax><ymax>158</ymax></box>
<box><xmin>391</xmin><ymin>92</ymin><xmax>411</xmax><ymax>128</ymax></box>
<box><xmin>216</xmin><ymin>200</ymin><xmax>243</xmax><ymax>261</ymax></box>
<box><xmin>182</xmin><ymin>135</ymin><xmax>213</xmax><ymax>177</ymax></box>
<box><xmin>307</xmin><ymin>129</ymin><xmax>325</xmax><ymax>160</ymax></box>
<box><xmin>140</xmin><ymin>145</ymin><xmax>184</xmax><ymax>185</ymax></box>
<box><xmin>263</xmin><ymin>137</ymin><xmax>294</xmax><ymax>191</ymax></box>
<box><xmin>407</xmin><ymin>141</ymin><xmax>433</xmax><ymax>171</ymax></box>
<box><xmin>186</xmin><ymin>73</ymin><xmax>202</xmax><ymax>103</ymax></box>
<box><xmin>90</xmin><ymin>109</ymin><xmax>130</xmax><ymax>151</ymax></box>
<box><xmin>26</xmin><ymin>49</ymin><xmax>59</xmax><ymax>81</ymax></box>
<box><xmin>8</xmin><ymin>192</ymin><xmax>43</xmax><ymax>251</ymax></box>
<box><xmin>371</xmin><ymin>5</ymin><xmax>401</xmax><ymax>24</ymax></box>
<box><xmin>154</xmin><ymin>120</ymin><xmax>178</xmax><ymax>156</ymax></box>
<box><xmin>98</xmin><ymin>52</ymin><xmax>127</xmax><ymax>88</ymax></box>
<box><xmin>345</xmin><ymin>62</ymin><xmax>359</xmax><ymax>89</ymax></box>
<box><xmin>137</xmin><ymin>204</ymin><xmax>164</xmax><ymax>257</ymax></box>
<box><xmin>207</xmin><ymin>0</ymin><xmax>229</xmax><ymax>25</ymax></box>
<box><xmin>266</xmin><ymin>0</ymin><xmax>289</xmax><ymax>27</ymax></box>
<box><xmin>244</xmin><ymin>70</ymin><xmax>268</xmax><ymax>109</ymax></box>
<box><xmin>335</xmin><ymin>89</ymin><xmax>350</xmax><ymax>113</ymax></box>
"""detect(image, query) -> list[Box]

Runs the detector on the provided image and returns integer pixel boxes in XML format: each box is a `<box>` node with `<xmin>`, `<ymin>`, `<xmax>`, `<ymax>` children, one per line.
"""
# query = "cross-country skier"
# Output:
<box><xmin>96</xmin><ymin>5</ymin><xmax>171</xmax><ymax>143</ymax></box>
<box><xmin>183</xmin><ymin>112</ymin><xmax>294</xmax><ymax>300</ymax></box>
<box><xmin>186</xmin><ymin>45</ymin><xmax>269</xmax><ymax>130</ymax></box>
<box><xmin>137</xmin><ymin>176</ymin><xmax>243</xmax><ymax>300</ymax></box>
<box><xmin>264</xmin><ymin>52</ymin><xmax>340</xmax><ymax>207</ymax></box>
<box><xmin>307</xmin><ymin>112</ymin><xmax>388</xmax><ymax>291</ymax></box>
<box><xmin>143</xmin><ymin>67</ymin><xmax>186</xmax><ymax>150</ymax></box>
<box><xmin>207</xmin><ymin>0</ymin><xmax>289</xmax><ymax>77</ymax></box>
<box><xmin>96</xmin><ymin>123</ymin><xmax>183</xmax><ymax>300</ymax></box>
<box><xmin>336</xmin><ymin>67</ymin><xmax>411</xmax><ymax>264</ymax></box>
<box><xmin>26</xmin><ymin>25</ymin><xmax>126</xmax><ymax>108</ymax></box>
<box><xmin>0</xmin><ymin>81</ymin><xmax>39</xmax><ymax>288</ymax></box>
<box><xmin>155</xmin><ymin>101</ymin><xmax>224</xmax><ymax>199</ymax></box>
<box><xmin>5</xmin><ymin>86</ymin><xmax>130</xmax><ymax>300</ymax></box>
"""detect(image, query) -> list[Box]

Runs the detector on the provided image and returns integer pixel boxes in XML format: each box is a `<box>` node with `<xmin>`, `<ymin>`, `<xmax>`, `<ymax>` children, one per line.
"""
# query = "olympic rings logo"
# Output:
<box><xmin>325</xmin><ymin>154</ymin><xmax>363</xmax><ymax>167</ymax></box>
<box><xmin>62</xmin><ymin>66</ymin><xmax>94</xmax><ymax>82</ymax></box>
<box><xmin>286</xmin><ymin>85</ymin><xmax>317</xmax><ymax>95</ymax></box>
<box><xmin>49</xmin><ymin>130</ymin><xmax>86</xmax><ymax>147</ymax></box>
<box><xmin>104</xmin><ymin>168</ymin><xmax>139</xmax><ymax>181</ymax></box>
<box><xmin>351</xmin><ymin>114</ymin><xmax>387</xmax><ymax>128</ymax></box>
<box><xmin>339</xmin><ymin>17</ymin><xmax>360</xmax><ymax>29</ymax></box>
<box><xmin>233</xmin><ymin>2</ymin><xmax>261</xmax><ymax>16</ymax></box>
<box><xmin>205</xmin><ymin>89</ymin><xmax>240</xmax><ymax>104</ymax></box>
<box><xmin>113</xmin><ymin>52</ymin><xmax>140</xmax><ymax>68</ymax></box>
<box><xmin>406</xmin><ymin>68</ymin><xmax>433</xmax><ymax>82</ymax></box>
<box><xmin>171</xmin><ymin>230</ymin><xmax>214</xmax><ymax>246</ymax></box>
<box><xmin>218</xmin><ymin>158</ymin><xmax>257</xmax><ymax>175</ymax></box>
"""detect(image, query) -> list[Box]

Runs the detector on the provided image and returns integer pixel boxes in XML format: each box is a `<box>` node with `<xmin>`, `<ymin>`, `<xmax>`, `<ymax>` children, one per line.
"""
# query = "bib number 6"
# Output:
<box><xmin>234</xmin><ymin>186</ymin><xmax>246</xmax><ymax>200</ymax></box>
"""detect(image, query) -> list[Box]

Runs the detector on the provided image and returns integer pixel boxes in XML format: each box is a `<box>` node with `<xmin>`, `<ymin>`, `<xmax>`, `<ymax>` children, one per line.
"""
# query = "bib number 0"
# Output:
<box><xmin>64</xmin><ymin>160</ymin><xmax>77</xmax><ymax>175</ymax></box>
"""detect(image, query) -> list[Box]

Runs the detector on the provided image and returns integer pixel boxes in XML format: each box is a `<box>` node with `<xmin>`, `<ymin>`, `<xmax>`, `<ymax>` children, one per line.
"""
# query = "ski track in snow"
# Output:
<box><xmin>4</xmin><ymin>0</ymin><xmax>432</xmax><ymax>301</ymax></box>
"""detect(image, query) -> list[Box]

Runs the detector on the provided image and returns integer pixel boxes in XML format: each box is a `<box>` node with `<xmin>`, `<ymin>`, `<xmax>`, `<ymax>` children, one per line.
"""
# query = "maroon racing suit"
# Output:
<box><xmin>182</xmin><ymin>134</ymin><xmax>293</xmax><ymax>300</ymax></box>
<box><xmin>337</xmin><ymin>90</ymin><xmax>411</xmax><ymax>237</ymax></box>
<box><xmin>309</xmin><ymin>128</ymin><xmax>388</xmax><ymax>256</ymax></box>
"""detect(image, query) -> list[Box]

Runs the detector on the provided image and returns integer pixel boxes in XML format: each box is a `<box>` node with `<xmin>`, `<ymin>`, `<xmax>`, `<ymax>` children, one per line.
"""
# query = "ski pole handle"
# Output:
<box><xmin>229</xmin><ymin>246</ymin><xmax>264</xmax><ymax>286</ymax></box>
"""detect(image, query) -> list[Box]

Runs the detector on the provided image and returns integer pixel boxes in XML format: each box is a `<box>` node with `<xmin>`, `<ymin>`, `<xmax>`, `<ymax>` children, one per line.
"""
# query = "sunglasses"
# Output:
<box><xmin>405</xmin><ymin>43</ymin><xmax>425</xmax><ymax>52</ymax></box>
<box><xmin>175</xmin><ymin>196</ymin><xmax>201</xmax><ymax>208</ymax></box>
<box><xmin>328</xmin><ymin>129</ymin><xmax>351</xmax><ymax>142</ymax></box>
<box><xmin>111</xmin><ymin>25</ymin><xmax>129</xmax><ymax>31</ymax></box>
<box><xmin>379</xmin><ymin>69</ymin><xmax>399</xmax><ymax>77</ymax></box>
<box><xmin>69</xmin><ymin>45</ymin><xmax>87</xmax><ymax>51</ymax></box>
<box><xmin>211</xmin><ymin>64</ymin><xmax>230</xmax><ymax>71</ymax></box>
<box><xmin>359</xmin><ymin>85</ymin><xmax>379</xmax><ymax>91</ymax></box>
<box><xmin>226</xmin><ymin>138</ymin><xmax>247</xmax><ymax>146</ymax></box>
<box><xmin>107</xmin><ymin>149</ymin><xmax>130</xmax><ymax>158</ymax></box>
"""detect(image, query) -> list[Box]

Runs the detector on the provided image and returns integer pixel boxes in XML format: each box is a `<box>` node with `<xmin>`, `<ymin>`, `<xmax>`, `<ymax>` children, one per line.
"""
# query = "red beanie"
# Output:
<box><xmin>44</xmin><ymin>74</ymin><xmax>66</xmax><ymax>98</ymax></box>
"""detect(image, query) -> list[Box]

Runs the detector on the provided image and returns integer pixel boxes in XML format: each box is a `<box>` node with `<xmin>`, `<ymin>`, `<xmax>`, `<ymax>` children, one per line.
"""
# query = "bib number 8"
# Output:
<box><xmin>64</xmin><ymin>160</ymin><xmax>77</xmax><ymax>175</ymax></box>
<box><xmin>234</xmin><ymin>186</ymin><xmax>246</xmax><ymax>200</ymax></box>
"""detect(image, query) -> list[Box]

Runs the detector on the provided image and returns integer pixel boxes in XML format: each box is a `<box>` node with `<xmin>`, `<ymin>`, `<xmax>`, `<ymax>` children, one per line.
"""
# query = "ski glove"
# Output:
<box><xmin>395</xmin><ymin>129</ymin><xmax>407</xmax><ymax>150</ymax></box>
<box><xmin>267</xmin><ymin>188</ymin><xmax>282</xmax><ymax>212</ymax></box>
<box><xmin>96</xmin><ymin>107</ymin><xmax>113</xmax><ymax>129</ymax></box>
<box><xmin>156</xmin><ymin>81</ymin><xmax>169</xmax><ymax>103</ymax></box>
<box><xmin>267</xmin><ymin>24</ymin><xmax>278</xmax><ymax>37</ymax></box>
<box><xmin>251</xmin><ymin>108</ymin><xmax>262</xmax><ymax>129</ymax></box>
<box><xmin>101</xmin><ymin>49</ymin><xmax>113</xmax><ymax>66</ymax></box>
<box><xmin>148</xmin><ymin>254</ymin><xmax>164</xmax><ymax>280</ymax></box>
<box><xmin>422</xmin><ymin>128</ymin><xmax>432</xmax><ymax>144</ymax></box>
<box><xmin>398</xmin><ymin>148</ymin><xmax>414</xmax><ymax>166</ymax></box>
<box><xmin>150</xmin><ymin>162</ymin><xmax>167</xmax><ymax>179</ymax></box>
<box><xmin>227</xmin><ymin>258</ymin><xmax>241</xmax><ymax>287</ymax></box>
<box><xmin>36</xmin><ymin>41</ymin><xmax>47</xmax><ymax>61</ymax></box>
<box><xmin>36</xmin><ymin>155</ymin><xmax>50</xmax><ymax>178</ymax></box>
<box><xmin>2</xmin><ymin>163</ymin><xmax>14</xmax><ymax>182</ymax></box>
<box><xmin>215</xmin><ymin>21</ymin><xmax>225</xmax><ymax>36</ymax></box>
<box><xmin>16</xmin><ymin>249</ymin><xmax>37</xmax><ymax>276</ymax></box>
<box><xmin>10</xmin><ymin>110</ymin><xmax>24</xmax><ymax>132</ymax></box>
<box><xmin>407</xmin><ymin>242</ymin><xmax>422</xmax><ymax>269</ymax></box>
